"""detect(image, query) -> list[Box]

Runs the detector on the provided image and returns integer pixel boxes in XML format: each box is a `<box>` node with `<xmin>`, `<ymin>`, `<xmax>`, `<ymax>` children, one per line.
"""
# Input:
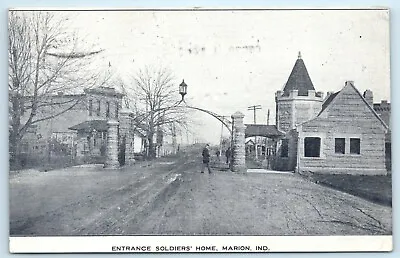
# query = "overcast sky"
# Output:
<box><xmin>66</xmin><ymin>9</ymin><xmax>390</xmax><ymax>144</ymax></box>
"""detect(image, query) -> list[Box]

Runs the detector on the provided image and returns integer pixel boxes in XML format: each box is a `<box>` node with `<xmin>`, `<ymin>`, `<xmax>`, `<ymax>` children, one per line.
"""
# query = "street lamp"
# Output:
<box><xmin>179</xmin><ymin>79</ymin><xmax>187</xmax><ymax>101</ymax></box>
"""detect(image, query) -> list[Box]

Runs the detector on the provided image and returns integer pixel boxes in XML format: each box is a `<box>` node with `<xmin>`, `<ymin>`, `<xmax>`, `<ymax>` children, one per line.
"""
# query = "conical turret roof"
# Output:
<box><xmin>282</xmin><ymin>52</ymin><xmax>315</xmax><ymax>96</ymax></box>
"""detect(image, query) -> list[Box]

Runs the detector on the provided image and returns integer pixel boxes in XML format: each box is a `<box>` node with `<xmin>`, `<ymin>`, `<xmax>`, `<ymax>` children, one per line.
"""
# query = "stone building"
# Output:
<box><xmin>295</xmin><ymin>81</ymin><xmax>389</xmax><ymax>175</ymax></box>
<box><xmin>273</xmin><ymin>53</ymin><xmax>390</xmax><ymax>174</ymax></box>
<box><xmin>373</xmin><ymin>99</ymin><xmax>391</xmax><ymax>171</ymax></box>
<box><xmin>68</xmin><ymin>86</ymin><xmax>125</xmax><ymax>164</ymax></box>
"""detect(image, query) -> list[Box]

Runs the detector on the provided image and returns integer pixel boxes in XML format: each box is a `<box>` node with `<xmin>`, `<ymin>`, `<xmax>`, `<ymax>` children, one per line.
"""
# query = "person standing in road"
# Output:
<box><xmin>216</xmin><ymin>150</ymin><xmax>221</xmax><ymax>162</ymax></box>
<box><xmin>201</xmin><ymin>144</ymin><xmax>212</xmax><ymax>174</ymax></box>
<box><xmin>225</xmin><ymin>147</ymin><xmax>232</xmax><ymax>165</ymax></box>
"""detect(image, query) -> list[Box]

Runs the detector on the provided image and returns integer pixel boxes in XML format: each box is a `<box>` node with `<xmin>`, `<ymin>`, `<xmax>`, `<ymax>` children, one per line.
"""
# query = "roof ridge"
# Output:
<box><xmin>347</xmin><ymin>82</ymin><xmax>389</xmax><ymax>130</ymax></box>
<box><xmin>314</xmin><ymin>81</ymin><xmax>388</xmax><ymax>130</ymax></box>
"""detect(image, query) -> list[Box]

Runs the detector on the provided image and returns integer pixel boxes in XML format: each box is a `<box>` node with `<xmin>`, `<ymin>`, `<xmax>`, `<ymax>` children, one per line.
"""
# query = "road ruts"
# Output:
<box><xmin>9</xmin><ymin>149</ymin><xmax>391</xmax><ymax>236</ymax></box>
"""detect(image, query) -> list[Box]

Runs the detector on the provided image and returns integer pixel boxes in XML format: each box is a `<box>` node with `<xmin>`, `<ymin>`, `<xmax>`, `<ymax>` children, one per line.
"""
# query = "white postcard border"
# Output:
<box><xmin>9</xmin><ymin>235</ymin><xmax>392</xmax><ymax>253</ymax></box>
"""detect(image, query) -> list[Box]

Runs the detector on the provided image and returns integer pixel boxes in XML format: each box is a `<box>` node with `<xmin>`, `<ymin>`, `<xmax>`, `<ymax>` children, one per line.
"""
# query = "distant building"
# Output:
<box><xmin>245</xmin><ymin>138</ymin><xmax>255</xmax><ymax>156</ymax></box>
<box><xmin>373</xmin><ymin>100</ymin><xmax>391</xmax><ymax>128</ymax></box>
<box><xmin>20</xmin><ymin>87</ymin><xmax>146</xmax><ymax>166</ymax></box>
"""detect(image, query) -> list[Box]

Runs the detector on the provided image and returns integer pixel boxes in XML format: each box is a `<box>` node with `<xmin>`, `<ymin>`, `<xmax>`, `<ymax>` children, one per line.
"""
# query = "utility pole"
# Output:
<box><xmin>267</xmin><ymin>109</ymin><xmax>270</xmax><ymax>126</ymax></box>
<box><xmin>247</xmin><ymin>105</ymin><xmax>262</xmax><ymax>124</ymax></box>
<box><xmin>248</xmin><ymin>105</ymin><xmax>262</xmax><ymax>159</ymax></box>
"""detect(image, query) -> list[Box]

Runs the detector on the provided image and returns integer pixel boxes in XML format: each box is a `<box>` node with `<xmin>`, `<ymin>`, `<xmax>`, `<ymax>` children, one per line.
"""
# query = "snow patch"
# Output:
<box><xmin>159</xmin><ymin>161</ymin><xmax>175</xmax><ymax>165</ymax></box>
<box><xmin>167</xmin><ymin>174</ymin><xmax>182</xmax><ymax>184</ymax></box>
<box><xmin>72</xmin><ymin>164</ymin><xmax>104</xmax><ymax>168</ymax></box>
<box><xmin>247</xmin><ymin>169</ymin><xmax>293</xmax><ymax>174</ymax></box>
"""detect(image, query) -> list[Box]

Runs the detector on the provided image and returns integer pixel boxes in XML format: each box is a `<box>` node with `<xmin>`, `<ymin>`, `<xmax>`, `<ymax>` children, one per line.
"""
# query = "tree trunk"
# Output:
<box><xmin>146</xmin><ymin>111</ymin><xmax>157</xmax><ymax>159</ymax></box>
<box><xmin>147</xmin><ymin>133</ymin><xmax>156</xmax><ymax>159</ymax></box>
<box><xmin>9</xmin><ymin>135</ymin><xmax>22</xmax><ymax>169</ymax></box>
<box><xmin>9</xmin><ymin>94</ymin><xmax>22</xmax><ymax>169</ymax></box>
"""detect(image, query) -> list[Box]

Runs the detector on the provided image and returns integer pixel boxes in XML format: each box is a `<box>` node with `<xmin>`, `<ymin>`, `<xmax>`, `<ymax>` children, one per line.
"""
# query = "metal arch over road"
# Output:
<box><xmin>182</xmin><ymin>104</ymin><xmax>232</xmax><ymax>134</ymax></box>
<box><xmin>129</xmin><ymin>100</ymin><xmax>232</xmax><ymax>134</ymax></box>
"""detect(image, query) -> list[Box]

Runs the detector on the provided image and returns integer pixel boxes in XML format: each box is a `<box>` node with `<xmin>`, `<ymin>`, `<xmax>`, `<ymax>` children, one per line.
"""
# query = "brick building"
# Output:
<box><xmin>20</xmin><ymin>86</ymin><xmax>146</xmax><ymax>166</ymax></box>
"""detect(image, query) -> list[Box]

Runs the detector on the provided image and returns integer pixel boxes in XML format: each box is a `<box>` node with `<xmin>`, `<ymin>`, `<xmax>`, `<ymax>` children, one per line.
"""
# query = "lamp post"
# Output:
<box><xmin>179</xmin><ymin>79</ymin><xmax>187</xmax><ymax>101</ymax></box>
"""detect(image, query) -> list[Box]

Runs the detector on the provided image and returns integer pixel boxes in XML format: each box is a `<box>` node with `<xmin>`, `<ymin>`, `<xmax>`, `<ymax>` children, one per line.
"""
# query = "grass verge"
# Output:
<box><xmin>301</xmin><ymin>171</ymin><xmax>392</xmax><ymax>207</ymax></box>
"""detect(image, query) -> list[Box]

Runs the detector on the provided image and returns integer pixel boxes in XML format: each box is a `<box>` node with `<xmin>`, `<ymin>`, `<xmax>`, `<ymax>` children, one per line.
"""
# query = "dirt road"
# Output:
<box><xmin>9</xmin><ymin>150</ymin><xmax>392</xmax><ymax>236</ymax></box>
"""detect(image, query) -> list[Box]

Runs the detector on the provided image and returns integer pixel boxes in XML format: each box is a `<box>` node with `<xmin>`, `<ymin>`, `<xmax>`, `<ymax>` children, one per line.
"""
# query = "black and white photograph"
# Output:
<box><xmin>8</xmin><ymin>8</ymin><xmax>392</xmax><ymax>253</ymax></box>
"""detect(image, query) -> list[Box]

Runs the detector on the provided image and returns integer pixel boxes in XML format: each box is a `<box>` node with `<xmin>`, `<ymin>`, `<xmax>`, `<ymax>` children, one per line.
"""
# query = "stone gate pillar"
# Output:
<box><xmin>120</xmin><ymin>110</ymin><xmax>136</xmax><ymax>166</ymax></box>
<box><xmin>104</xmin><ymin>119</ymin><xmax>120</xmax><ymax>168</ymax></box>
<box><xmin>231</xmin><ymin>111</ymin><xmax>246</xmax><ymax>172</ymax></box>
<box><xmin>125</xmin><ymin>128</ymin><xmax>136</xmax><ymax>165</ymax></box>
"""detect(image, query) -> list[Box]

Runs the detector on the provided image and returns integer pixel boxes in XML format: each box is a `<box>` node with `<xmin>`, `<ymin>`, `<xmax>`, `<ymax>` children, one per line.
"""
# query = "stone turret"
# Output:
<box><xmin>275</xmin><ymin>52</ymin><xmax>324</xmax><ymax>132</ymax></box>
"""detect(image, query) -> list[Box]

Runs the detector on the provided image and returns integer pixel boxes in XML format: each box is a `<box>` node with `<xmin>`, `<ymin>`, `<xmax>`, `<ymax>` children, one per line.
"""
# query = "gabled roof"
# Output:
<box><xmin>283</xmin><ymin>53</ymin><xmax>315</xmax><ymax>96</ymax></box>
<box><xmin>84</xmin><ymin>86</ymin><xmax>124</xmax><ymax>98</ymax></box>
<box><xmin>245</xmin><ymin>124</ymin><xmax>285</xmax><ymax>138</ymax></box>
<box><xmin>316</xmin><ymin>81</ymin><xmax>388</xmax><ymax>130</ymax></box>
<box><xmin>69</xmin><ymin>120</ymin><xmax>108</xmax><ymax>132</ymax></box>
<box><xmin>319</xmin><ymin>91</ymin><xmax>339</xmax><ymax>114</ymax></box>
<box><xmin>245</xmin><ymin>139</ymin><xmax>255</xmax><ymax>145</ymax></box>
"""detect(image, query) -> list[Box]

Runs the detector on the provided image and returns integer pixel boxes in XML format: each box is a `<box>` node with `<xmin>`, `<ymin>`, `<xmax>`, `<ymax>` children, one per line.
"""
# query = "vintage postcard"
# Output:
<box><xmin>8</xmin><ymin>8</ymin><xmax>392</xmax><ymax>253</ymax></box>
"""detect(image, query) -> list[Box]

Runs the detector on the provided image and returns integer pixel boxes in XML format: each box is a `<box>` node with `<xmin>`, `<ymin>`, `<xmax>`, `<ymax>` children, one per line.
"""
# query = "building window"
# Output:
<box><xmin>97</xmin><ymin>100</ymin><xmax>101</xmax><ymax>116</ymax></box>
<box><xmin>304</xmin><ymin>137</ymin><xmax>321</xmax><ymax>157</ymax></box>
<box><xmin>280</xmin><ymin>139</ymin><xmax>289</xmax><ymax>157</ymax></box>
<box><xmin>88</xmin><ymin>99</ymin><xmax>93</xmax><ymax>116</ymax></box>
<box><xmin>350</xmin><ymin>138</ymin><xmax>361</xmax><ymax>154</ymax></box>
<box><xmin>335</xmin><ymin>138</ymin><xmax>345</xmax><ymax>154</ymax></box>
<box><xmin>106</xmin><ymin>101</ymin><xmax>110</xmax><ymax>118</ymax></box>
<box><xmin>115</xmin><ymin>102</ymin><xmax>119</xmax><ymax>119</ymax></box>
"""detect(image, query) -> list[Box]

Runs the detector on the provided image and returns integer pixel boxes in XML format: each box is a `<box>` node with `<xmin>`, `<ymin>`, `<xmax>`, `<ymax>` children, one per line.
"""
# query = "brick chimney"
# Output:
<box><xmin>363</xmin><ymin>90</ymin><xmax>373</xmax><ymax>106</ymax></box>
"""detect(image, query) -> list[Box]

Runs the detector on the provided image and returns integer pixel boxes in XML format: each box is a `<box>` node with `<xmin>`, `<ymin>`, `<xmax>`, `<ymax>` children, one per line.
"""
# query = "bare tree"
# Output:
<box><xmin>122</xmin><ymin>66</ymin><xmax>190</xmax><ymax>158</ymax></box>
<box><xmin>8</xmin><ymin>11</ymin><xmax>107</xmax><ymax>167</ymax></box>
